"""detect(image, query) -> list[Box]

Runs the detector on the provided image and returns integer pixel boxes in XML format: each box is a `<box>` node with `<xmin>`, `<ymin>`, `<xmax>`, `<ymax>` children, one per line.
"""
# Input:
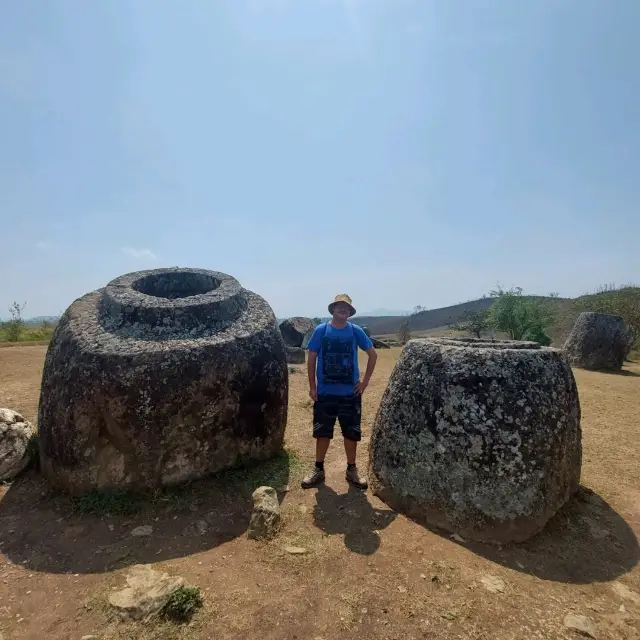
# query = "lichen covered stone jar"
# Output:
<box><xmin>369</xmin><ymin>337</ymin><xmax>582</xmax><ymax>543</ymax></box>
<box><xmin>38</xmin><ymin>268</ymin><xmax>288</xmax><ymax>493</ymax></box>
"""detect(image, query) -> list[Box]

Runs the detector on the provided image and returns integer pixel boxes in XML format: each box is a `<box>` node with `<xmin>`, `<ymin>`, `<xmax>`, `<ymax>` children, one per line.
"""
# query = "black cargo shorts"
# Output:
<box><xmin>312</xmin><ymin>394</ymin><xmax>362</xmax><ymax>442</ymax></box>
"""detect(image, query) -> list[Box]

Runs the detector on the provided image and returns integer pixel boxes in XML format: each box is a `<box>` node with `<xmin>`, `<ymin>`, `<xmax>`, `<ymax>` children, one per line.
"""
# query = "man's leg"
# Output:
<box><xmin>339</xmin><ymin>395</ymin><xmax>368</xmax><ymax>490</ymax></box>
<box><xmin>302</xmin><ymin>396</ymin><xmax>337</xmax><ymax>489</ymax></box>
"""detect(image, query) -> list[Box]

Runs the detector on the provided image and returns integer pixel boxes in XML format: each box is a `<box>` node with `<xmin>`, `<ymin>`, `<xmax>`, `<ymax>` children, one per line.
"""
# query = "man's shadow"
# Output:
<box><xmin>312</xmin><ymin>484</ymin><xmax>397</xmax><ymax>555</ymax></box>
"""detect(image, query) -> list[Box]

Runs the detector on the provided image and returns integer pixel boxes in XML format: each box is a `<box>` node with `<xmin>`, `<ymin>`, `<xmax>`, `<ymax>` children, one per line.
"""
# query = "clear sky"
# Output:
<box><xmin>1</xmin><ymin>0</ymin><xmax>638</xmax><ymax>319</ymax></box>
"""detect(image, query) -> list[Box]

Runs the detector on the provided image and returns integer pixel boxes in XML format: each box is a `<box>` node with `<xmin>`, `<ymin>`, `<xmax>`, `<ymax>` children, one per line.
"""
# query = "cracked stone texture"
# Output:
<box><xmin>368</xmin><ymin>337</ymin><xmax>582</xmax><ymax>544</ymax></box>
<box><xmin>564</xmin><ymin>311</ymin><xmax>632</xmax><ymax>371</ymax></box>
<box><xmin>285</xmin><ymin>347</ymin><xmax>305</xmax><ymax>364</ymax></box>
<box><xmin>38</xmin><ymin>268</ymin><xmax>288</xmax><ymax>494</ymax></box>
<box><xmin>0</xmin><ymin>408</ymin><xmax>35</xmax><ymax>481</ymax></box>
<box><xmin>247</xmin><ymin>485</ymin><xmax>281</xmax><ymax>540</ymax></box>
<box><xmin>279</xmin><ymin>317</ymin><xmax>316</xmax><ymax>348</ymax></box>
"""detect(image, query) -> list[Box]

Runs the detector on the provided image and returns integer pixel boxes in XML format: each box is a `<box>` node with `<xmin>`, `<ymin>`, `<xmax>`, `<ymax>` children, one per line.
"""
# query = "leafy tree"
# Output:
<box><xmin>397</xmin><ymin>319</ymin><xmax>411</xmax><ymax>345</ymax></box>
<box><xmin>487</xmin><ymin>287</ymin><xmax>557</xmax><ymax>343</ymax></box>
<box><xmin>4</xmin><ymin>301</ymin><xmax>26</xmax><ymax>342</ymax></box>
<box><xmin>412</xmin><ymin>305</ymin><xmax>426</xmax><ymax>315</ymax></box>
<box><xmin>449</xmin><ymin>309</ymin><xmax>490</xmax><ymax>339</ymax></box>
<box><xmin>575</xmin><ymin>284</ymin><xmax>640</xmax><ymax>348</ymax></box>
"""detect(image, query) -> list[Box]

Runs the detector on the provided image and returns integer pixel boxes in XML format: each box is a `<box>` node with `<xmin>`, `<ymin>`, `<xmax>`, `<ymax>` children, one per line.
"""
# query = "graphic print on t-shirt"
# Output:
<box><xmin>321</xmin><ymin>333</ymin><xmax>354</xmax><ymax>385</ymax></box>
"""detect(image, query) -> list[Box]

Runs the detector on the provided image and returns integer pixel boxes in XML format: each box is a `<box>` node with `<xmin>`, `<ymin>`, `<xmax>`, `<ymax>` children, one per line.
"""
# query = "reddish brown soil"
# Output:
<box><xmin>1</xmin><ymin>345</ymin><xmax>639</xmax><ymax>639</ymax></box>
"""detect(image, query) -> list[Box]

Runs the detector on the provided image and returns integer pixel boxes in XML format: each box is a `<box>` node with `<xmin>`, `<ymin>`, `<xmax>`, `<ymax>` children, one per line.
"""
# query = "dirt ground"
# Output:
<box><xmin>1</xmin><ymin>344</ymin><xmax>639</xmax><ymax>640</ymax></box>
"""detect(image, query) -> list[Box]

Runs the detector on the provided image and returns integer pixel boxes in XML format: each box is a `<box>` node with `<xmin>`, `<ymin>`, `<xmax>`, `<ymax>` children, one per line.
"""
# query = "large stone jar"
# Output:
<box><xmin>564</xmin><ymin>312</ymin><xmax>632</xmax><ymax>371</ymax></box>
<box><xmin>369</xmin><ymin>338</ymin><xmax>582</xmax><ymax>543</ymax></box>
<box><xmin>38</xmin><ymin>268</ymin><xmax>288</xmax><ymax>493</ymax></box>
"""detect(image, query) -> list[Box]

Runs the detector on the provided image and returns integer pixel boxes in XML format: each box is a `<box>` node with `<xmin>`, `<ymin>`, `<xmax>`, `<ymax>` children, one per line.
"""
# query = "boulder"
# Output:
<box><xmin>369</xmin><ymin>337</ymin><xmax>582</xmax><ymax>544</ymax></box>
<box><xmin>0</xmin><ymin>408</ymin><xmax>35</xmax><ymax>481</ymax></box>
<box><xmin>108</xmin><ymin>564</ymin><xmax>184</xmax><ymax>620</ymax></box>
<box><xmin>286</xmin><ymin>347</ymin><xmax>305</xmax><ymax>364</ymax></box>
<box><xmin>371</xmin><ymin>337</ymin><xmax>391</xmax><ymax>349</ymax></box>
<box><xmin>564</xmin><ymin>312</ymin><xmax>632</xmax><ymax>371</ymax></box>
<box><xmin>247</xmin><ymin>485</ymin><xmax>281</xmax><ymax>539</ymax></box>
<box><xmin>38</xmin><ymin>268</ymin><xmax>288</xmax><ymax>494</ymax></box>
<box><xmin>279</xmin><ymin>317</ymin><xmax>316</xmax><ymax>348</ymax></box>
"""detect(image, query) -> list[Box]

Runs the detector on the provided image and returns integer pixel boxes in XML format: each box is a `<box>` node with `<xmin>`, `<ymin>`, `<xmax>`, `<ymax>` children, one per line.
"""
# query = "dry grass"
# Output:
<box><xmin>0</xmin><ymin>345</ymin><xmax>639</xmax><ymax>640</ymax></box>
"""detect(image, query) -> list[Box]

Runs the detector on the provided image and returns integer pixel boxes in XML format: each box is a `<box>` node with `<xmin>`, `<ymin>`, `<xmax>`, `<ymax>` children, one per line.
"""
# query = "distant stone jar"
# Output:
<box><xmin>38</xmin><ymin>268</ymin><xmax>288</xmax><ymax>494</ymax></box>
<box><xmin>369</xmin><ymin>338</ymin><xmax>582</xmax><ymax>544</ymax></box>
<box><xmin>279</xmin><ymin>317</ymin><xmax>316</xmax><ymax>348</ymax></box>
<box><xmin>564</xmin><ymin>312</ymin><xmax>632</xmax><ymax>371</ymax></box>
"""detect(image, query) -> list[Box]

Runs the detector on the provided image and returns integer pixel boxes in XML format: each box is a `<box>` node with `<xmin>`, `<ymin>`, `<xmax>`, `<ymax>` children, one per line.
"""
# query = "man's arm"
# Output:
<box><xmin>356</xmin><ymin>347</ymin><xmax>377</xmax><ymax>395</ymax></box>
<box><xmin>307</xmin><ymin>351</ymin><xmax>318</xmax><ymax>401</ymax></box>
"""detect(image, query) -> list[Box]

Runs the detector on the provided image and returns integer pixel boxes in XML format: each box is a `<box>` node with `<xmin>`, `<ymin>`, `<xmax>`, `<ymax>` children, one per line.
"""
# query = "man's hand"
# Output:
<box><xmin>355</xmin><ymin>379</ymin><xmax>369</xmax><ymax>396</ymax></box>
<box><xmin>309</xmin><ymin>385</ymin><xmax>318</xmax><ymax>402</ymax></box>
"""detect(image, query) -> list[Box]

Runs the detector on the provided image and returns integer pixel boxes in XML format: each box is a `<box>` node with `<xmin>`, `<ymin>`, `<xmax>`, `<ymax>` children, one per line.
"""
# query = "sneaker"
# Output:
<box><xmin>301</xmin><ymin>466</ymin><xmax>325</xmax><ymax>489</ymax></box>
<box><xmin>346</xmin><ymin>466</ymin><xmax>368</xmax><ymax>490</ymax></box>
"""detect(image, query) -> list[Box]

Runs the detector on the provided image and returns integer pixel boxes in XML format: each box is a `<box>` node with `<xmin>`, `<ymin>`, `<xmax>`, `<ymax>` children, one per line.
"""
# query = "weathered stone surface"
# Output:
<box><xmin>279</xmin><ymin>317</ymin><xmax>316</xmax><ymax>348</ymax></box>
<box><xmin>108</xmin><ymin>564</ymin><xmax>184</xmax><ymax>620</ymax></box>
<box><xmin>0</xmin><ymin>408</ymin><xmax>35</xmax><ymax>481</ymax></box>
<box><xmin>563</xmin><ymin>613</ymin><xmax>597</xmax><ymax>638</ymax></box>
<box><xmin>285</xmin><ymin>347</ymin><xmax>305</xmax><ymax>364</ymax></box>
<box><xmin>369</xmin><ymin>337</ymin><xmax>582</xmax><ymax>544</ymax></box>
<box><xmin>564</xmin><ymin>312</ymin><xmax>632</xmax><ymax>371</ymax></box>
<box><xmin>38</xmin><ymin>268</ymin><xmax>288</xmax><ymax>494</ymax></box>
<box><xmin>371</xmin><ymin>337</ymin><xmax>391</xmax><ymax>349</ymax></box>
<box><xmin>247</xmin><ymin>485</ymin><xmax>281</xmax><ymax>539</ymax></box>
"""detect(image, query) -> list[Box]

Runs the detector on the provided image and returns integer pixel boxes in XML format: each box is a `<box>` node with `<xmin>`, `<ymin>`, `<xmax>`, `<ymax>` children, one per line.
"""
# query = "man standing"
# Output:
<box><xmin>302</xmin><ymin>294</ymin><xmax>378</xmax><ymax>490</ymax></box>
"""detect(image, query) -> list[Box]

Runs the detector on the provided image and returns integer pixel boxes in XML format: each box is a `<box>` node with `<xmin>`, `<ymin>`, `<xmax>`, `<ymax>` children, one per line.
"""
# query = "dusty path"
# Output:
<box><xmin>0</xmin><ymin>345</ymin><xmax>639</xmax><ymax>639</ymax></box>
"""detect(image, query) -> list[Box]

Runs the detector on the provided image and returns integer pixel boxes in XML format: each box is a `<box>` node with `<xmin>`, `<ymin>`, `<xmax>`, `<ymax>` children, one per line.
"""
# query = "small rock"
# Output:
<box><xmin>298</xmin><ymin>505</ymin><xmax>308</xmax><ymax>514</ymax></box>
<box><xmin>108</xmin><ymin>564</ymin><xmax>184</xmax><ymax>620</ymax></box>
<box><xmin>81</xmin><ymin>636</ymin><xmax>97</xmax><ymax>640</ymax></box>
<box><xmin>450</xmin><ymin>533</ymin><xmax>465</xmax><ymax>543</ymax></box>
<box><xmin>0</xmin><ymin>408</ymin><xmax>36</xmax><ymax>482</ymax></box>
<box><xmin>131</xmin><ymin>525</ymin><xmax>153</xmax><ymax>537</ymax></box>
<box><xmin>284</xmin><ymin>546</ymin><xmax>308</xmax><ymax>555</ymax></box>
<box><xmin>248</xmin><ymin>486</ymin><xmax>281</xmax><ymax>540</ymax></box>
<box><xmin>441</xmin><ymin>610</ymin><xmax>458</xmax><ymax>620</ymax></box>
<box><xmin>564</xmin><ymin>613</ymin><xmax>597</xmax><ymax>638</ymax></box>
<box><xmin>108</xmin><ymin>524</ymin><xmax>114</xmax><ymax>532</ymax></box>
<box><xmin>420</xmin><ymin>573</ymin><xmax>427</xmax><ymax>579</ymax></box>
<box><xmin>480</xmin><ymin>575</ymin><xmax>506</xmax><ymax>594</ymax></box>
<box><xmin>611</xmin><ymin>581</ymin><xmax>640</xmax><ymax>605</ymax></box>
<box><xmin>397</xmin><ymin>585</ymin><xmax>407</xmax><ymax>593</ymax></box>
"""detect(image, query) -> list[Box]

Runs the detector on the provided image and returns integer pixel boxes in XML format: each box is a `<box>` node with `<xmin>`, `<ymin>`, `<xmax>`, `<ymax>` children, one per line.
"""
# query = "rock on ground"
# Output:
<box><xmin>108</xmin><ymin>564</ymin><xmax>184</xmax><ymax>620</ymax></box>
<box><xmin>38</xmin><ymin>268</ymin><xmax>288</xmax><ymax>493</ymax></box>
<box><xmin>0</xmin><ymin>408</ymin><xmax>35</xmax><ymax>481</ymax></box>
<box><xmin>286</xmin><ymin>346</ymin><xmax>305</xmax><ymax>364</ymax></box>
<box><xmin>563</xmin><ymin>613</ymin><xmax>598</xmax><ymax>638</ymax></box>
<box><xmin>279</xmin><ymin>317</ymin><xmax>316</xmax><ymax>348</ymax></box>
<box><xmin>248</xmin><ymin>486</ymin><xmax>281</xmax><ymax>540</ymax></box>
<box><xmin>564</xmin><ymin>312</ymin><xmax>632</xmax><ymax>371</ymax></box>
<box><xmin>371</xmin><ymin>337</ymin><xmax>391</xmax><ymax>349</ymax></box>
<box><xmin>369</xmin><ymin>338</ymin><xmax>582</xmax><ymax>544</ymax></box>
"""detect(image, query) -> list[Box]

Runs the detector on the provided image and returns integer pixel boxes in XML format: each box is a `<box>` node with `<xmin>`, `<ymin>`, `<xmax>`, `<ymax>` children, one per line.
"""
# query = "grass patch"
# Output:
<box><xmin>213</xmin><ymin>449</ymin><xmax>301</xmax><ymax>496</ymax></box>
<box><xmin>162</xmin><ymin>586</ymin><xmax>204</xmax><ymax>623</ymax></box>
<box><xmin>71</xmin><ymin>488</ymin><xmax>145</xmax><ymax>516</ymax></box>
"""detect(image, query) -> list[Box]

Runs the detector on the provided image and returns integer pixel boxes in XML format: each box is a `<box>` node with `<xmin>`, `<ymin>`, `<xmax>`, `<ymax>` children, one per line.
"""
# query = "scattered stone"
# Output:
<box><xmin>397</xmin><ymin>585</ymin><xmax>407</xmax><ymax>593</ymax></box>
<box><xmin>108</xmin><ymin>564</ymin><xmax>184</xmax><ymax>620</ymax></box>
<box><xmin>0</xmin><ymin>408</ymin><xmax>35</xmax><ymax>481</ymax></box>
<box><xmin>38</xmin><ymin>268</ymin><xmax>288</xmax><ymax>493</ymax></box>
<box><xmin>611</xmin><ymin>581</ymin><xmax>640</xmax><ymax>605</ymax></box>
<box><xmin>81</xmin><ymin>636</ymin><xmax>97</xmax><ymax>640</ymax></box>
<box><xmin>371</xmin><ymin>337</ymin><xmax>391</xmax><ymax>349</ymax></box>
<box><xmin>563</xmin><ymin>613</ymin><xmax>597</xmax><ymax>638</ymax></box>
<box><xmin>279</xmin><ymin>317</ymin><xmax>316</xmax><ymax>348</ymax></box>
<box><xmin>450</xmin><ymin>533</ymin><xmax>466</xmax><ymax>543</ymax></box>
<box><xmin>441</xmin><ymin>610</ymin><xmax>458</xmax><ymax>620</ymax></box>
<box><xmin>284</xmin><ymin>546</ymin><xmax>308</xmax><ymax>555</ymax></box>
<box><xmin>183</xmin><ymin>520</ymin><xmax>209</xmax><ymax>537</ymax></box>
<box><xmin>420</xmin><ymin>573</ymin><xmax>427</xmax><ymax>579</ymax></box>
<box><xmin>369</xmin><ymin>338</ymin><xmax>582</xmax><ymax>544</ymax></box>
<box><xmin>564</xmin><ymin>312</ymin><xmax>632</xmax><ymax>371</ymax></box>
<box><xmin>248</xmin><ymin>486</ymin><xmax>281</xmax><ymax>540</ymax></box>
<box><xmin>286</xmin><ymin>346</ymin><xmax>305</xmax><ymax>364</ymax></box>
<box><xmin>131</xmin><ymin>525</ymin><xmax>153</xmax><ymax>537</ymax></box>
<box><xmin>480</xmin><ymin>575</ymin><xmax>506</xmax><ymax>593</ymax></box>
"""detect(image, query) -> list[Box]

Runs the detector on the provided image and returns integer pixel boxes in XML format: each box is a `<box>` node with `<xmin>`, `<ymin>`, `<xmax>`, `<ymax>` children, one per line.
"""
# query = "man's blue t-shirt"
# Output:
<box><xmin>306</xmin><ymin>322</ymin><xmax>373</xmax><ymax>396</ymax></box>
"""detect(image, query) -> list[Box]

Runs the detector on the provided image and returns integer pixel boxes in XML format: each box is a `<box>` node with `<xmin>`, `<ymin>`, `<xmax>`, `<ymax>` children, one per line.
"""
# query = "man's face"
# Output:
<box><xmin>332</xmin><ymin>302</ymin><xmax>351</xmax><ymax>321</ymax></box>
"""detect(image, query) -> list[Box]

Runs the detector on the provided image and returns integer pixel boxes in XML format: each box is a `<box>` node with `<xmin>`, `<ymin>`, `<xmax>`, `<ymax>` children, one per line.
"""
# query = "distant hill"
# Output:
<box><xmin>352</xmin><ymin>289</ymin><xmax>639</xmax><ymax>347</ymax></box>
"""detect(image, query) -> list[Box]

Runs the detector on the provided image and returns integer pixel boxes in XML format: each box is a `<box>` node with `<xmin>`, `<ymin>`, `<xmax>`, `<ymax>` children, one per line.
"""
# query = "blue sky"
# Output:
<box><xmin>1</xmin><ymin>0</ymin><xmax>638</xmax><ymax>319</ymax></box>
